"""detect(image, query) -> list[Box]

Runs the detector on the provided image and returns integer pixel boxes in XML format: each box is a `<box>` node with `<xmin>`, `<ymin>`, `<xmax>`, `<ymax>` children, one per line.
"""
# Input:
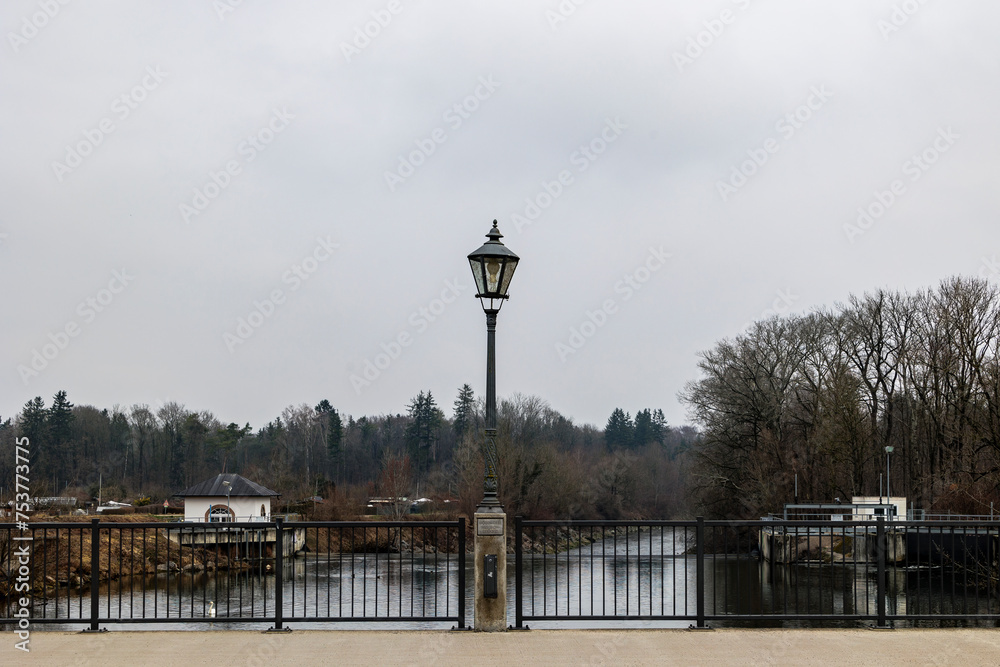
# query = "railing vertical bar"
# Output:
<box><xmin>565</xmin><ymin>523</ymin><xmax>571</xmax><ymax>618</ymax></box>
<box><xmin>515</xmin><ymin>516</ymin><xmax>523</xmax><ymax>629</ymax></box>
<box><xmin>56</xmin><ymin>528</ymin><xmax>63</xmax><ymax>618</ymax></box>
<box><xmin>291</xmin><ymin>523</ymin><xmax>298</xmax><ymax>619</ymax></box>
<box><xmin>542</xmin><ymin>526</ymin><xmax>549</xmax><ymax>616</ymax></box>
<box><xmin>733</xmin><ymin>525</ymin><xmax>739</xmax><ymax>618</ymax></box>
<box><xmin>107</xmin><ymin>523</ymin><xmax>114</xmax><ymax>620</ymax></box>
<box><xmin>373</xmin><ymin>526</ymin><xmax>379</xmax><ymax>618</ymax></box>
<box><xmin>128</xmin><ymin>526</ymin><xmax>135</xmax><ymax>619</ymax></box>
<box><xmin>950</xmin><ymin>524</ymin><xmax>957</xmax><ymax>616</ymax></box>
<box><xmin>612</xmin><ymin>526</ymin><xmax>618</xmax><ymax>616</ymax></box>
<box><xmin>87</xmin><ymin>519</ymin><xmax>100</xmax><ymax>632</ymax></box>
<box><xmin>435</xmin><ymin>525</ymin><xmax>441</xmax><ymax>619</ymax></box>
<box><xmin>876</xmin><ymin>517</ymin><xmax>886</xmax><ymax>628</ymax></box>
<box><xmin>625</xmin><ymin>525</ymin><xmax>630</xmax><ymax>616</ymax></box>
<box><xmin>272</xmin><ymin>517</ymin><xmax>284</xmax><ymax>630</ymax></box>
<box><xmin>588</xmin><ymin>525</ymin><xmax>594</xmax><ymax>617</ymax></box>
<box><xmin>339</xmin><ymin>526</ymin><xmax>345</xmax><ymax>618</ymax></box>
<box><xmin>530</xmin><ymin>524</ymin><xmax>536</xmax><ymax>618</ymax></box>
<box><xmin>104</xmin><ymin>524</ymin><xmax>111</xmax><ymax>621</ymax></box>
<box><xmin>459</xmin><ymin>517</ymin><xmax>467</xmax><ymax>627</ymax></box>
<box><xmin>423</xmin><ymin>524</ymin><xmax>429</xmax><ymax>618</ymax></box>
<box><xmin>250</xmin><ymin>525</ymin><xmax>256</xmax><ymax>620</ymax></box>
<box><xmin>578</xmin><ymin>524</ymin><xmax>585</xmax><ymax>617</ymax></box>
<box><xmin>676</xmin><ymin>525</ymin><xmax>681</xmax><ymax>617</ymax></box>
<box><xmin>53</xmin><ymin>526</ymin><xmax>60</xmax><ymax>620</ymax></box>
<box><xmin>928</xmin><ymin>526</ymin><xmax>945</xmax><ymax>611</ymax></box>
<box><xmin>397</xmin><ymin>525</ymin><xmax>402</xmax><ymax>619</ymax></box>
<box><xmin>116</xmin><ymin>526</ymin><xmax>122</xmax><ymax>620</ymax></box>
<box><xmin>311</xmin><ymin>526</ymin><xmax>317</xmax><ymax>618</ymax></box>
<box><xmin>696</xmin><ymin>517</ymin><xmax>705</xmax><ymax>628</ymax></box>
<box><xmin>40</xmin><ymin>525</ymin><xmax>47</xmax><ymax>620</ymax></box>
<box><xmin>422</xmin><ymin>524</ymin><xmax>428</xmax><ymax>619</ymax></box>
<box><xmin>723</xmin><ymin>526</ymin><xmax>729</xmax><ymax>618</ymax></box>
<box><xmin>557</xmin><ymin>525</ymin><xmax>562</xmax><ymax>616</ymax></box>
<box><xmin>962</xmin><ymin>524</ymin><xmax>968</xmax><ymax>617</ymax></box>
<box><xmin>325</xmin><ymin>525</ymin><xmax>332</xmax><ymax>618</ymax></box>
<box><xmin>649</xmin><ymin>525</ymin><xmax>653</xmax><ymax>616</ymax></box>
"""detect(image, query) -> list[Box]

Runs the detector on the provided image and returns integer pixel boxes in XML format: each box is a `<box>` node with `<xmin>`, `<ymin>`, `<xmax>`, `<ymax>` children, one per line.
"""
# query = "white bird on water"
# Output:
<box><xmin>208</xmin><ymin>601</ymin><xmax>216</xmax><ymax>618</ymax></box>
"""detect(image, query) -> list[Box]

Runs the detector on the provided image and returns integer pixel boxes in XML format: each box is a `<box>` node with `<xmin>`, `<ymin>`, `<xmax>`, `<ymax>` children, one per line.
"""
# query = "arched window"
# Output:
<box><xmin>207</xmin><ymin>504</ymin><xmax>234</xmax><ymax>522</ymax></box>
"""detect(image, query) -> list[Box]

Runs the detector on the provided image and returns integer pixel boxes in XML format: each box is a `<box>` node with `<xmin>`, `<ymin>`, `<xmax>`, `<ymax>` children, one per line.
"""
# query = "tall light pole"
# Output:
<box><xmin>222</xmin><ymin>480</ymin><xmax>232</xmax><ymax>522</ymax></box>
<box><xmin>467</xmin><ymin>220</ymin><xmax>519</xmax><ymax>631</ymax></box>
<box><xmin>468</xmin><ymin>220</ymin><xmax>519</xmax><ymax>511</ymax></box>
<box><xmin>884</xmin><ymin>446</ymin><xmax>894</xmax><ymax>516</ymax></box>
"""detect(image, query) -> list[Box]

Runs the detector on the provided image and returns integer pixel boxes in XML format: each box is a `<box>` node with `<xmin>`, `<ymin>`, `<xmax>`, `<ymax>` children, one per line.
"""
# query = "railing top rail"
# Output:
<box><xmin>782</xmin><ymin>503</ymin><xmax>894</xmax><ymax>509</ymax></box>
<box><xmin>518</xmin><ymin>519</ymin><xmax>698</xmax><ymax>527</ymax></box>
<box><xmin>757</xmin><ymin>519</ymin><xmax>1000</xmax><ymax>528</ymax></box>
<box><xmin>1</xmin><ymin>521</ymin><xmax>183</xmax><ymax>530</ymax></box>
<box><xmin>1</xmin><ymin>520</ymin><xmax>467</xmax><ymax>532</ymax></box>
<box><xmin>281</xmin><ymin>519</ymin><xmax>463</xmax><ymax>528</ymax></box>
<box><xmin>914</xmin><ymin>513</ymin><xmax>997</xmax><ymax>521</ymax></box>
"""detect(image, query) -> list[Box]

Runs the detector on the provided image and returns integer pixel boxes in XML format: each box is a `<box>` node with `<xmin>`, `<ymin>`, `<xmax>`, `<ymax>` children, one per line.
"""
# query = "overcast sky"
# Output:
<box><xmin>2</xmin><ymin>1</ymin><xmax>998</xmax><ymax>431</ymax></box>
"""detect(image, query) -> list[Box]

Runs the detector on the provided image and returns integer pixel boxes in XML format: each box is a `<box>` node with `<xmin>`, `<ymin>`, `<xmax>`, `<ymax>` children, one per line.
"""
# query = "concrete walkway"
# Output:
<box><xmin>13</xmin><ymin>629</ymin><xmax>1000</xmax><ymax>666</ymax></box>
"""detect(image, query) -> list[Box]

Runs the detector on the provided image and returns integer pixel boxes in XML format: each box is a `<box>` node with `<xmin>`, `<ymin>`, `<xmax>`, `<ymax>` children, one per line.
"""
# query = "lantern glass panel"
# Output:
<box><xmin>499</xmin><ymin>258</ymin><xmax>518</xmax><ymax>296</ymax></box>
<box><xmin>469</xmin><ymin>258</ymin><xmax>487</xmax><ymax>295</ymax></box>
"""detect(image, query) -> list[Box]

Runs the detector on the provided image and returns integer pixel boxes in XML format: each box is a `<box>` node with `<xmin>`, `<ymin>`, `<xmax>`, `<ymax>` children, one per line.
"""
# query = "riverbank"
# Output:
<box><xmin>17</xmin><ymin>628</ymin><xmax>1000</xmax><ymax>666</ymax></box>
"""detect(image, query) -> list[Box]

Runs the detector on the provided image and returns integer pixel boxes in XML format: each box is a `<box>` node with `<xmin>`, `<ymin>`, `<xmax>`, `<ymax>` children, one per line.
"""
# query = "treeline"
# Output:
<box><xmin>0</xmin><ymin>385</ymin><xmax>696</xmax><ymax>520</ymax></box>
<box><xmin>682</xmin><ymin>276</ymin><xmax>1000</xmax><ymax>519</ymax></box>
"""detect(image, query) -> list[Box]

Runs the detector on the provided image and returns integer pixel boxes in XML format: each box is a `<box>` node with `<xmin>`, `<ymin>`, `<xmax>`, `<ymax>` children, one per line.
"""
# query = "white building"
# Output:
<box><xmin>177</xmin><ymin>473</ymin><xmax>280</xmax><ymax>523</ymax></box>
<box><xmin>851</xmin><ymin>496</ymin><xmax>907</xmax><ymax>521</ymax></box>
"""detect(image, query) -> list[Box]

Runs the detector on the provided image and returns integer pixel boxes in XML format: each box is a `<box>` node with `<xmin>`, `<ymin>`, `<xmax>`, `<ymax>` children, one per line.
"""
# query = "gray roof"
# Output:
<box><xmin>177</xmin><ymin>473</ymin><xmax>279</xmax><ymax>498</ymax></box>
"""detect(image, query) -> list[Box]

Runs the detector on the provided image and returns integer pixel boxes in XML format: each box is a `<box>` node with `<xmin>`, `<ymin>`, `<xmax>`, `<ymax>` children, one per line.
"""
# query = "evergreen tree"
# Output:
<box><xmin>406</xmin><ymin>391</ymin><xmax>443</xmax><ymax>472</ymax></box>
<box><xmin>604</xmin><ymin>408</ymin><xmax>634</xmax><ymax>450</ymax></box>
<box><xmin>651</xmin><ymin>409</ymin><xmax>668</xmax><ymax>445</ymax></box>
<box><xmin>20</xmin><ymin>397</ymin><xmax>48</xmax><ymax>482</ymax></box>
<box><xmin>212</xmin><ymin>422</ymin><xmax>251</xmax><ymax>472</ymax></box>
<box><xmin>180</xmin><ymin>413</ymin><xmax>207</xmax><ymax>485</ymax></box>
<box><xmin>327</xmin><ymin>410</ymin><xmax>344</xmax><ymax>480</ymax></box>
<box><xmin>49</xmin><ymin>391</ymin><xmax>75</xmax><ymax>486</ymax></box>
<box><xmin>634</xmin><ymin>409</ymin><xmax>653</xmax><ymax>447</ymax></box>
<box><xmin>452</xmin><ymin>384</ymin><xmax>476</xmax><ymax>442</ymax></box>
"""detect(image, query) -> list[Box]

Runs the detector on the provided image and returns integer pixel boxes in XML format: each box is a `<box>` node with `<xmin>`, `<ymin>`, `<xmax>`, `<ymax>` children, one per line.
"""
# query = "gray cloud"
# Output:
<box><xmin>2</xmin><ymin>0</ymin><xmax>998</xmax><ymax>430</ymax></box>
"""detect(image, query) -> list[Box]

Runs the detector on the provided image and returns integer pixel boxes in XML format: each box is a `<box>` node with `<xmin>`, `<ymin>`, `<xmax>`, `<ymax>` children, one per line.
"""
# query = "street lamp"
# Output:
<box><xmin>468</xmin><ymin>220</ymin><xmax>519</xmax><ymax>510</ymax></box>
<box><xmin>884</xmin><ymin>446</ymin><xmax>894</xmax><ymax>516</ymax></box>
<box><xmin>222</xmin><ymin>480</ymin><xmax>232</xmax><ymax>522</ymax></box>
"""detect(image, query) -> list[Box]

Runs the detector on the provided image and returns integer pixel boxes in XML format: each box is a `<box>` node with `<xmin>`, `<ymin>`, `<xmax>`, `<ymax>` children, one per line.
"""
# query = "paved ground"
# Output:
<box><xmin>11</xmin><ymin>629</ymin><xmax>1000</xmax><ymax>666</ymax></box>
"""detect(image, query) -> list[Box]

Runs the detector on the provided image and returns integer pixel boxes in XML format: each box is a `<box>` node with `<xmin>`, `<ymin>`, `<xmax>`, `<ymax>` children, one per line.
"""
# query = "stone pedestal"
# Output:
<box><xmin>473</xmin><ymin>511</ymin><xmax>507</xmax><ymax>631</ymax></box>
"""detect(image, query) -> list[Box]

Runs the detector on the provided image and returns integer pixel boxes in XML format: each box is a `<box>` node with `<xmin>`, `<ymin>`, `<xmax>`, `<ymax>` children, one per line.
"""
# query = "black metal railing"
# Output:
<box><xmin>1</xmin><ymin>518</ymin><xmax>465</xmax><ymax>631</ymax></box>
<box><xmin>6</xmin><ymin>515</ymin><xmax>997</xmax><ymax>631</ymax></box>
<box><xmin>514</xmin><ymin>517</ymin><xmax>1000</xmax><ymax>628</ymax></box>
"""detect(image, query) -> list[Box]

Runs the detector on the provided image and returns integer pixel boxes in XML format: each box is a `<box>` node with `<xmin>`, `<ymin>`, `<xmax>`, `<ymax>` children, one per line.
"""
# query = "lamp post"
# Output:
<box><xmin>467</xmin><ymin>219</ymin><xmax>519</xmax><ymax>631</ymax></box>
<box><xmin>222</xmin><ymin>480</ymin><xmax>232</xmax><ymax>522</ymax></box>
<box><xmin>468</xmin><ymin>220</ymin><xmax>519</xmax><ymax>511</ymax></box>
<box><xmin>884</xmin><ymin>446</ymin><xmax>894</xmax><ymax>516</ymax></box>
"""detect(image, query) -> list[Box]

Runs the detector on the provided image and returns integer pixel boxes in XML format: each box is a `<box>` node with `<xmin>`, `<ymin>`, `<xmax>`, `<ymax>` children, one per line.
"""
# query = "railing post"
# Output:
<box><xmin>695</xmin><ymin>516</ymin><xmax>706</xmax><ymax>629</ymax></box>
<box><xmin>876</xmin><ymin>516</ymin><xmax>887</xmax><ymax>628</ymax></box>
<box><xmin>515</xmin><ymin>516</ymin><xmax>523</xmax><ymax>629</ymax></box>
<box><xmin>84</xmin><ymin>518</ymin><xmax>105</xmax><ymax>633</ymax></box>
<box><xmin>457</xmin><ymin>517</ymin><xmax>466</xmax><ymax>629</ymax></box>
<box><xmin>267</xmin><ymin>517</ymin><xmax>290</xmax><ymax>632</ymax></box>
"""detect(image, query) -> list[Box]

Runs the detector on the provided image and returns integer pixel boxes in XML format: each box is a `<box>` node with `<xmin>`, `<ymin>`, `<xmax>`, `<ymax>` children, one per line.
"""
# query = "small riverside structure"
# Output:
<box><xmin>173</xmin><ymin>473</ymin><xmax>304</xmax><ymax>559</ymax></box>
<box><xmin>758</xmin><ymin>497</ymin><xmax>999</xmax><ymax>565</ymax></box>
<box><xmin>760</xmin><ymin>499</ymin><xmax>907</xmax><ymax>565</ymax></box>
<box><xmin>178</xmin><ymin>473</ymin><xmax>278</xmax><ymax>522</ymax></box>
